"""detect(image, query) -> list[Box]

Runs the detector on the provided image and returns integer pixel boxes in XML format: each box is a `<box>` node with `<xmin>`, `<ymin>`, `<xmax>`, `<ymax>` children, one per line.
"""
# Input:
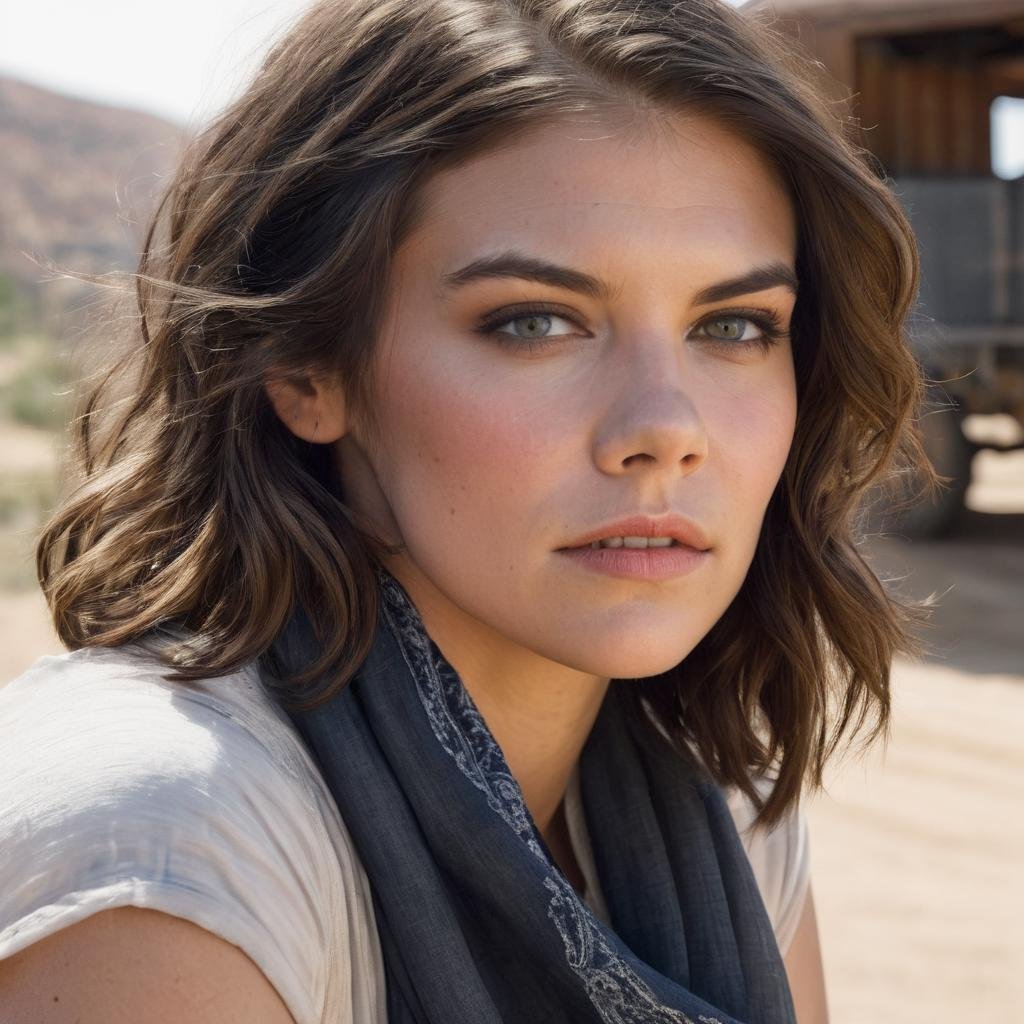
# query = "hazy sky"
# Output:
<box><xmin>1</xmin><ymin>0</ymin><xmax>317</xmax><ymax>126</ymax></box>
<box><xmin>2</xmin><ymin>0</ymin><xmax>1022</xmax><ymax>176</ymax></box>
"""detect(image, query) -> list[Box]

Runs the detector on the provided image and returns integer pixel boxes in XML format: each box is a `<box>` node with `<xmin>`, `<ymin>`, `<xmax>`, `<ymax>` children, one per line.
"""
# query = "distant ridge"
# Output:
<box><xmin>0</xmin><ymin>74</ymin><xmax>185</xmax><ymax>332</ymax></box>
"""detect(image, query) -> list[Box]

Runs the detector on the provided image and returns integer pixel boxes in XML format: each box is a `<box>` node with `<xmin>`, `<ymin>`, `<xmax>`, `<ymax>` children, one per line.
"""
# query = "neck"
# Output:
<box><xmin>464</xmin><ymin>657</ymin><xmax>609</xmax><ymax>838</ymax></box>
<box><xmin>384</xmin><ymin>556</ymin><xmax>610</xmax><ymax>841</ymax></box>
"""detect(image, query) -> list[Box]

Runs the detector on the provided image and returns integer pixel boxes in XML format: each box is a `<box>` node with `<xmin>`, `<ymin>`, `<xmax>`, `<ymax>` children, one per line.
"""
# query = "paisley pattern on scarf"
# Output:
<box><xmin>376</xmin><ymin>567</ymin><xmax>724</xmax><ymax>1024</ymax></box>
<box><xmin>270</xmin><ymin>561</ymin><xmax>796</xmax><ymax>1023</ymax></box>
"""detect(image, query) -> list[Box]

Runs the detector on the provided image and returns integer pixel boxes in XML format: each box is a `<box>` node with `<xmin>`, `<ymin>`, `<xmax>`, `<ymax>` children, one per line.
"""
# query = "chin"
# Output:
<box><xmin>561</xmin><ymin>633</ymin><xmax>701</xmax><ymax>681</ymax></box>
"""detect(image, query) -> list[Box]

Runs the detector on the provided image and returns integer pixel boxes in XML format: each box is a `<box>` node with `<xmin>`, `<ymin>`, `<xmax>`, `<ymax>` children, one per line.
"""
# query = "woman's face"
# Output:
<box><xmin>336</xmin><ymin>109</ymin><xmax>798</xmax><ymax>682</ymax></box>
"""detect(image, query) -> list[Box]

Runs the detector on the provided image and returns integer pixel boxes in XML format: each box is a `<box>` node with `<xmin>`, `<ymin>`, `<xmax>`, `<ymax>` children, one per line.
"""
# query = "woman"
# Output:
<box><xmin>0</xmin><ymin>1</ymin><xmax>935</xmax><ymax>1021</ymax></box>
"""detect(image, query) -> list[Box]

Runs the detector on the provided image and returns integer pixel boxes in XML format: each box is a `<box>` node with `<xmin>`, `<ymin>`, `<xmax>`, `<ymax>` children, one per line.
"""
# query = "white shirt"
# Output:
<box><xmin>0</xmin><ymin>643</ymin><xmax>811</xmax><ymax>1024</ymax></box>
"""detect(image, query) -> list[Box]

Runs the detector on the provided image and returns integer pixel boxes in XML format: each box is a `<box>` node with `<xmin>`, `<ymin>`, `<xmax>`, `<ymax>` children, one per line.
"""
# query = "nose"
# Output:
<box><xmin>591</xmin><ymin>342</ymin><xmax>710</xmax><ymax>478</ymax></box>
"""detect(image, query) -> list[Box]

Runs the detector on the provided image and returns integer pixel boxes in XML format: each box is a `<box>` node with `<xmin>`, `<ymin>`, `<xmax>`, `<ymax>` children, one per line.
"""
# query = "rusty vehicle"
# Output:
<box><xmin>744</xmin><ymin>0</ymin><xmax>1024</xmax><ymax>535</ymax></box>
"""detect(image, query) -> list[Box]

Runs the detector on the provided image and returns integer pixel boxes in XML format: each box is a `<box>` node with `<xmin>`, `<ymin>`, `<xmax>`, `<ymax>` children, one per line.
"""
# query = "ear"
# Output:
<box><xmin>263</xmin><ymin>372</ymin><xmax>348</xmax><ymax>444</ymax></box>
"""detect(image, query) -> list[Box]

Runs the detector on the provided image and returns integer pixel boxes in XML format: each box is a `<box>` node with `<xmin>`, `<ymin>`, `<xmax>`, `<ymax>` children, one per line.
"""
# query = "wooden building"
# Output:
<box><xmin>743</xmin><ymin>0</ymin><xmax>1024</xmax><ymax>176</ymax></box>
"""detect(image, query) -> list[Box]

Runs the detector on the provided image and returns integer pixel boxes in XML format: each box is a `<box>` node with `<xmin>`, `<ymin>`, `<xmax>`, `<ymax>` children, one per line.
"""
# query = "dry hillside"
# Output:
<box><xmin>0</xmin><ymin>75</ymin><xmax>183</xmax><ymax>330</ymax></box>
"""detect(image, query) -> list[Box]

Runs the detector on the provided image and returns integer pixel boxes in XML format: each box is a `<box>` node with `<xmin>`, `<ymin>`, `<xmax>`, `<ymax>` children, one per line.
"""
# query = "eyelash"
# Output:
<box><xmin>473</xmin><ymin>303</ymin><xmax>790</xmax><ymax>355</ymax></box>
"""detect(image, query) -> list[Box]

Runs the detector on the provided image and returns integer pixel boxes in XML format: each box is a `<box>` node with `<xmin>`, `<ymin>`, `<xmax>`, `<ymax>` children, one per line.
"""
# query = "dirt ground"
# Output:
<box><xmin>2</xmin><ymin>446</ymin><xmax>1022</xmax><ymax>1021</ymax></box>
<box><xmin>806</xmin><ymin>452</ymin><xmax>1024</xmax><ymax>1021</ymax></box>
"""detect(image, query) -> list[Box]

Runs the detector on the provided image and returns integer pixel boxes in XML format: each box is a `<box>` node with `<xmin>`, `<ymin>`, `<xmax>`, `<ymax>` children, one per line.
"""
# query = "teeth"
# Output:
<box><xmin>588</xmin><ymin>536</ymin><xmax>676</xmax><ymax>549</ymax></box>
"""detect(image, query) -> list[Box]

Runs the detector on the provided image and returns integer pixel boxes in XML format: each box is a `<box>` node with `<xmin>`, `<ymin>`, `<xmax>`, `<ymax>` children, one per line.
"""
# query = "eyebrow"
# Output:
<box><xmin>441</xmin><ymin>250</ymin><xmax>799</xmax><ymax>304</ymax></box>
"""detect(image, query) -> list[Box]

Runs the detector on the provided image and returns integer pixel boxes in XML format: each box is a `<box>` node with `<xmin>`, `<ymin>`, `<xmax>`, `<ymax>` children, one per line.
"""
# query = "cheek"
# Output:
<box><xmin>380</xmin><ymin>343</ymin><xmax>554</xmax><ymax>536</ymax></box>
<box><xmin>711</xmin><ymin>362</ymin><xmax>797</xmax><ymax>515</ymax></box>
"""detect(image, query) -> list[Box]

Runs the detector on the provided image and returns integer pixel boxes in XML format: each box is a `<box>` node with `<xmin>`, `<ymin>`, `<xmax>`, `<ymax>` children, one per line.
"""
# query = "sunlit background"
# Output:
<box><xmin>1</xmin><ymin>1</ymin><xmax>1022</xmax><ymax>1020</ymax></box>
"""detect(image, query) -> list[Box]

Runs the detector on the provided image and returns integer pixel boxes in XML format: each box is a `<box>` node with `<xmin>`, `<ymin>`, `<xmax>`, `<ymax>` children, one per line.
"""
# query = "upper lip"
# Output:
<box><xmin>558</xmin><ymin>514</ymin><xmax>712</xmax><ymax>552</ymax></box>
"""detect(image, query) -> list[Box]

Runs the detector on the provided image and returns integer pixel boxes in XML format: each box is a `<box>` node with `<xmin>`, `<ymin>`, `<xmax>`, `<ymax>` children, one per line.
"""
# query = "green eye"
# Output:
<box><xmin>692</xmin><ymin>310</ymin><xmax>788</xmax><ymax>353</ymax></box>
<box><xmin>476</xmin><ymin>305</ymin><xmax>583</xmax><ymax>351</ymax></box>
<box><xmin>506</xmin><ymin>314</ymin><xmax>554</xmax><ymax>339</ymax></box>
<box><xmin>703</xmin><ymin>316</ymin><xmax>751</xmax><ymax>341</ymax></box>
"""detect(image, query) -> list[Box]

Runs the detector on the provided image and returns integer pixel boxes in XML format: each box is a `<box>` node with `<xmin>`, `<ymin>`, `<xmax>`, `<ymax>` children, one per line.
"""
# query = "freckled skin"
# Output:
<box><xmin>336</xmin><ymin>110</ymin><xmax>797</xmax><ymax>687</ymax></box>
<box><xmin>321</xmin><ymin>108</ymin><xmax>798</xmax><ymax>838</ymax></box>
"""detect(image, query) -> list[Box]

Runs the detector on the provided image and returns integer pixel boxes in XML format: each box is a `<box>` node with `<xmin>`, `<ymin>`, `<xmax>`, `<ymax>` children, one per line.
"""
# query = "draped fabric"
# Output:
<box><xmin>265</xmin><ymin>566</ymin><xmax>796</xmax><ymax>1023</ymax></box>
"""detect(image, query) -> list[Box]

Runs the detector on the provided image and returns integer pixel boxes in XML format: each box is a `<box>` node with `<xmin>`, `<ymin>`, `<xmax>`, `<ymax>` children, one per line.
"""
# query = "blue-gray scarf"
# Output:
<box><xmin>266</xmin><ymin>565</ymin><xmax>796</xmax><ymax>1023</ymax></box>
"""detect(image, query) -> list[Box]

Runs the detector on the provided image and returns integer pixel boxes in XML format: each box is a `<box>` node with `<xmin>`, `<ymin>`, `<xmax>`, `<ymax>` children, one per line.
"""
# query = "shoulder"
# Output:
<box><xmin>1</xmin><ymin>644</ymin><xmax>273</xmax><ymax>802</ymax></box>
<box><xmin>724</xmin><ymin>775</ymin><xmax>811</xmax><ymax>958</ymax></box>
<box><xmin>0</xmin><ymin>640</ymin><xmax>346</xmax><ymax>833</ymax></box>
<box><xmin>0</xmin><ymin>906</ymin><xmax>297</xmax><ymax>1024</ymax></box>
<box><xmin>0</xmin><ymin>643</ymin><xmax>385</xmax><ymax>1024</ymax></box>
<box><xmin>0</xmin><ymin>643</ymin><xmax>315</xmax><ymax>862</ymax></box>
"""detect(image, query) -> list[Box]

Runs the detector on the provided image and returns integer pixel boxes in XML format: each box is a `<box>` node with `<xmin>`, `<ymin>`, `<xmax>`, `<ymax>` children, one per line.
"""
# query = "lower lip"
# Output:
<box><xmin>556</xmin><ymin>544</ymin><xmax>709</xmax><ymax>581</ymax></box>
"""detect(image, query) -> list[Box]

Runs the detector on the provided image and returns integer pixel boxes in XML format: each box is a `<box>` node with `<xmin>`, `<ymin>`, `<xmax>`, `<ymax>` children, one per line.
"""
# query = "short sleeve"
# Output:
<box><xmin>725</xmin><ymin>779</ymin><xmax>811</xmax><ymax>958</ymax></box>
<box><xmin>0</xmin><ymin>645</ymin><xmax>380</xmax><ymax>1024</ymax></box>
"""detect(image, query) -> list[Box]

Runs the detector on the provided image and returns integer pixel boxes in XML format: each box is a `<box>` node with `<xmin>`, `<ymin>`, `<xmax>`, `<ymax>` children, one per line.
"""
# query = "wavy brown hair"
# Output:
<box><xmin>37</xmin><ymin>0</ymin><xmax>939</xmax><ymax>829</ymax></box>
